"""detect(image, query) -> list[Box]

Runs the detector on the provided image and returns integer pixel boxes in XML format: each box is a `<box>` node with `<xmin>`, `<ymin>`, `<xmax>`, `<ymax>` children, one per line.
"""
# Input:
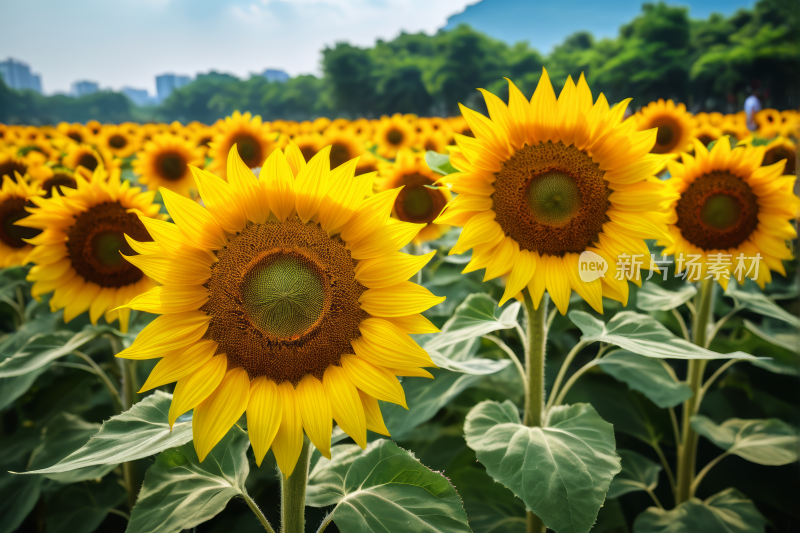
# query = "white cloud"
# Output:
<box><xmin>0</xmin><ymin>0</ymin><xmax>470</xmax><ymax>95</ymax></box>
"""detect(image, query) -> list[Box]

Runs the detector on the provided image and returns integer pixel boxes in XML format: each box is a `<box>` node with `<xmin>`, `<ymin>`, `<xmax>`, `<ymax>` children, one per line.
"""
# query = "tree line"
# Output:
<box><xmin>2</xmin><ymin>0</ymin><xmax>797</xmax><ymax>125</ymax></box>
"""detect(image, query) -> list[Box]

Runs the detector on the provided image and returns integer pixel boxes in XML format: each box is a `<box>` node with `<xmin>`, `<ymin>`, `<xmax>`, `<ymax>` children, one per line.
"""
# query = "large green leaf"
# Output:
<box><xmin>382</xmin><ymin>368</ymin><xmax>483</xmax><ymax>440</ymax></box>
<box><xmin>636</xmin><ymin>282</ymin><xmax>697</xmax><ymax>311</ymax></box>
<box><xmin>22</xmin><ymin>391</ymin><xmax>193</xmax><ymax>475</ymax></box>
<box><xmin>464</xmin><ymin>400</ymin><xmax>621</xmax><ymax>533</ymax></box>
<box><xmin>569</xmin><ymin>311</ymin><xmax>754</xmax><ymax>360</ymax></box>
<box><xmin>0</xmin><ymin>471</ymin><xmax>43</xmax><ymax>533</ymax></box>
<box><xmin>308</xmin><ymin>440</ymin><xmax>471</xmax><ymax>533</ymax></box>
<box><xmin>607</xmin><ymin>450</ymin><xmax>661</xmax><ymax>499</ymax></box>
<box><xmin>45</xmin><ymin>475</ymin><xmax>126</xmax><ymax>533</ymax></box>
<box><xmin>448</xmin><ymin>465</ymin><xmax>526</xmax><ymax>533</ymax></box>
<box><xmin>633</xmin><ymin>488</ymin><xmax>766</xmax><ymax>533</ymax></box>
<box><xmin>127</xmin><ymin>425</ymin><xmax>254</xmax><ymax>533</ymax></box>
<box><xmin>307</xmin><ymin>444</ymin><xmax>363</xmax><ymax>507</ymax></box>
<box><xmin>725</xmin><ymin>286</ymin><xmax>800</xmax><ymax>328</ymax></box>
<box><xmin>27</xmin><ymin>413</ymin><xmax>117</xmax><ymax>483</ymax></box>
<box><xmin>596</xmin><ymin>351</ymin><xmax>693</xmax><ymax>408</ymax></box>
<box><xmin>0</xmin><ymin>326</ymin><xmax>115</xmax><ymax>377</ymax></box>
<box><xmin>742</xmin><ymin>320</ymin><xmax>800</xmax><ymax>375</ymax></box>
<box><xmin>691</xmin><ymin>415</ymin><xmax>799</xmax><ymax>465</ymax></box>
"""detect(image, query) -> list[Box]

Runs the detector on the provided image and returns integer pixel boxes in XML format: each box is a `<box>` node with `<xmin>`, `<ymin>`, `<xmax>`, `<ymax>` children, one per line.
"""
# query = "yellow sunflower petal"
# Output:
<box><xmin>340</xmin><ymin>187</ymin><xmax>403</xmax><ymax>243</ymax></box>
<box><xmin>500</xmin><ymin>249</ymin><xmax>537</xmax><ymax>306</ymax></box>
<box><xmin>340</xmin><ymin>354</ymin><xmax>407</xmax><ymax>408</ymax></box>
<box><xmin>168</xmin><ymin>354</ymin><xmax>228</xmax><ymax>427</ymax></box>
<box><xmin>123</xmin><ymin>285</ymin><xmax>209</xmax><ymax>314</ymax></box>
<box><xmin>294</xmin><ymin>146</ymin><xmax>332</xmax><ymax>223</ymax></box>
<box><xmin>272</xmin><ymin>381</ymin><xmax>304</xmax><ymax>476</ymax></box>
<box><xmin>348</xmin><ymin>220</ymin><xmax>425</xmax><ymax>260</ymax></box>
<box><xmin>296</xmin><ymin>374</ymin><xmax>332</xmax><ymax>459</ymax></box>
<box><xmin>161</xmin><ymin>188</ymin><xmax>227</xmax><ymax>250</ymax></box>
<box><xmin>246</xmin><ymin>376</ymin><xmax>283</xmax><ymax>467</ymax></box>
<box><xmin>358</xmin><ymin>390</ymin><xmax>391</xmax><ymax>437</ymax></box>
<box><xmin>352</xmin><ymin>318</ymin><xmax>434</xmax><ymax>369</ymax></box>
<box><xmin>138</xmin><ymin>340</ymin><xmax>217</xmax><ymax>393</ymax></box>
<box><xmin>193</xmin><ymin>367</ymin><xmax>251</xmax><ymax>462</ymax></box>
<box><xmin>117</xmin><ymin>311</ymin><xmax>210</xmax><ymax>360</ymax></box>
<box><xmin>384</xmin><ymin>314</ymin><xmax>440</xmax><ymax>334</ymax></box>
<box><xmin>190</xmin><ymin>166</ymin><xmax>247</xmax><ymax>234</ymax></box>
<box><xmin>359</xmin><ymin>282</ymin><xmax>445</xmax><ymax>317</ymax></box>
<box><xmin>354</xmin><ymin>251</ymin><xmax>436</xmax><ymax>289</ymax></box>
<box><xmin>262</xmin><ymin>148</ymin><xmax>296</xmax><ymax>221</ymax></box>
<box><xmin>323</xmin><ymin>365</ymin><xmax>367</xmax><ymax>449</ymax></box>
<box><xmin>226</xmin><ymin>145</ymin><xmax>270</xmax><ymax>224</ymax></box>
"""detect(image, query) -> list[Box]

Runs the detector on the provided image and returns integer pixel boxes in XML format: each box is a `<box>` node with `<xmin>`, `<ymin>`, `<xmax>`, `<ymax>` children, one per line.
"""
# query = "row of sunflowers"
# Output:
<box><xmin>1</xmin><ymin>71</ymin><xmax>798</xmax><ymax>533</ymax></box>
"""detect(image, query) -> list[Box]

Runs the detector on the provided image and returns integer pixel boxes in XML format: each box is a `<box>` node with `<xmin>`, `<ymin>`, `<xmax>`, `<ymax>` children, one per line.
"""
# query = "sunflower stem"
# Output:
<box><xmin>114</xmin><ymin>336</ymin><xmax>142</xmax><ymax>509</ymax></box>
<box><xmin>522</xmin><ymin>288</ymin><xmax>548</xmax><ymax>533</ymax></box>
<box><xmin>281</xmin><ymin>436</ymin><xmax>312</xmax><ymax>533</ymax></box>
<box><xmin>676</xmin><ymin>278</ymin><xmax>714</xmax><ymax>504</ymax></box>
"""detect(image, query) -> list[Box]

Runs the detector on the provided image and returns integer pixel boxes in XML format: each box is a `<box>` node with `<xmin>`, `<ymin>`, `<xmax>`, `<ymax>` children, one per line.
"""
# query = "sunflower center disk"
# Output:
<box><xmin>78</xmin><ymin>154</ymin><xmax>99</xmax><ymax>171</ymax></box>
<box><xmin>92</xmin><ymin>231</ymin><xmax>132</xmax><ymax>268</ymax></box>
<box><xmin>241</xmin><ymin>253</ymin><xmax>326</xmax><ymax>339</ymax></box>
<box><xmin>394</xmin><ymin>173</ymin><xmax>447</xmax><ymax>225</ymax></box>
<box><xmin>158</xmin><ymin>153</ymin><xmax>186</xmax><ymax>181</ymax></box>
<box><xmin>43</xmin><ymin>174</ymin><xmax>77</xmax><ymax>198</ymax></box>
<box><xmin>387</xmin><ymin>129</ymin><xmax>403</xmax><ymax>145</ymax></box>
<box><xmin>493</xmin><ymin>141</ymin><xmax>610</xmax><ymax>257</ymax></box>
<box><xmin>329</xmin><ymin>143</ymin><xmax>351</xmax><ymax>169</ymax></box>
<box><xmin>650</xmin><ymin>118</ymin><xmax>681</xmax><ymax>154</ymax></box>
<box><xmin>526</xmin><ymin>171</ymin><xmax>582</xmax><ymax>227</ymax></box>
<box><xmin>676</xmin><ymin>171</ymin><xmax>759</xmax><ymax>250</ymax></box>
<box><xmin>109</xmin><ymin>135</ymin><xmax>127</xmax><ymax>149</ymax></box>
<box><xmin>233</xmin><ymin>135</ymin><xmax>261</xmax><ymax>167</ymax></box>
<box><xmin>0</xmin><ymin>197</ymin><xmax>41</xmax><ymax>248</ymax></box>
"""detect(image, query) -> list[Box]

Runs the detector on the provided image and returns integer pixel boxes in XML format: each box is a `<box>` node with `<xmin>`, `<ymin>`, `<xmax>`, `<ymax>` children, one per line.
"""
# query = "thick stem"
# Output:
<box><xmin>676</xmin><ymin>279</ymin><xmax>714</xmax><ymax>504</ymax></box>
<box><xmin>522</xmin><ymin>289</ymin><xmax>548</xmax><ymax>533</ymax></box>
<box><xmin>281</xmin><ymin>436</ymin><xmax>312</xmax><ymax>533</ymax></box>
<box><xmin>115</xmin><ymin>336</ymin><xmax>142</xmax><ymax>510</ymax></box>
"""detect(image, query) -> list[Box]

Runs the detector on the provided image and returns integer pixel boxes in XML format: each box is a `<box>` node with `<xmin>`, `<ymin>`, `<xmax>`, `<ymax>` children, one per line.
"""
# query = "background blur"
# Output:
<box><xmin>1</xmin><ymin>0</ymin><xmax>798</xmax><ymax>124</ymax></box>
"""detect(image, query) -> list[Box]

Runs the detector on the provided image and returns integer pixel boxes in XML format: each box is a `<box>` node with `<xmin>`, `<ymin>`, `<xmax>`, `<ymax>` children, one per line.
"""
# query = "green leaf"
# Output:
<box><xmin>596</xmin><ymin>351</ymin><xmax>693</xmax><ymax>408</ymax></box>
<box><xmin>607</xmin><ymin>450</ymin><xmax>661</xmax><ymax>499</ymax></box>
<box><xmin>0</xmin><ymin>363</ymin><xmax>50</xmax><ymax>410</ymax></box>
<box><xmin>27</xmin><ymin>413</ymin><xmax>117</xmax><ymax>483</ymax></box>
<box><xmin>569</xmin><ymin>311</ymin><xmax>754</xmax><ymax>360</ymax></box>
<box><xmin>633</xmin><ymin>488</ymin><xmax>765</xmax><ymax>533</ymax></box>
<box><xmin>22</xmin><ymin>391</ymin><xmax>193</xmax><ymax>476</ymax></box>
<box><xmin>636</xmin><ymin>282</ymin><xmax>697</xmax><ymax>311</ymax></box>
<box><xmin>725</xmin><ymin>286</ymin><xmax>800</xmax><ymax>328</ymax></box>
<box><xmin>309</xmin><ymin>440</ymin><xmax>471</xmax><ymax>533</ymax></box>
<box><xmin>742</xmin><ymin>320</ymin><xmax>800</xmax><ymax>375</ymax></box>
<box><xmin>464</xmin><ymin>400</ymin><xmax>621</xmax><ymax>533</ymax></box>
<box><xmin>45</xmin><ymin>475</ymin><xmax>126</xmax><ymax>533</ymax></box>
<box><xmin>0</xmin><ymin>471</ymin><xmax>43</xmax><ymax>533</ymax></box>
<box><xmin>448</xmin><ymin>465</ymin><xmax>526</xmax><ymax>533</ymax></box>
<box><xmin>307</xmin><ymin>444</ymin><xmax>363</xmax><ymax>507</ymax></box>
<box><xmin>424</xmin><ymin>293</ymin><xmax>520</xmax><ymax>352</ymax></box>
<box><xmin>425</xmin><ymin>150</ymin><xmax>458</xmax><ymax>176</ymax></box>
<box><xmin>127</xmin><ymin>425</ymin><xmax>253</xmax><ymax>533</ymax></box>
<box><xmin>691</xmin><ymin>415</ymin><xmax>799</xmax><ymax>465</ymax></box>
<box><xmin>0</xmin><ymin>326</ymin><xmax>114</xmax><ymax>377</ymax></box>
<box><xmin>383</xmin><ymin>368</ymin><xmax>483</xmax><ymax>440</ymax></box>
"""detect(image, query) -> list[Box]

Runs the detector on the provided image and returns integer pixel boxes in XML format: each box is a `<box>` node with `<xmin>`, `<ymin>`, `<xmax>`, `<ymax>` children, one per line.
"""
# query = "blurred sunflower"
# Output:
<box><xmin>694</xmin><ymin>122</ymin><xmax>722</xmax><ymax>148</ymax></box>
<box><xmin>720</xmin><ymin>114</ymin><xmax>750</xmax><ymax>141</ymax></box>
<box><xmin>377</xmin><ymin>150</ymin><xmax>451</xmax><ymax>243</ymax></box>
<box><xmin>374</xmin><ymin>114</ymin><xmax>416</xmax><ymax>159</ymax></box>
<box><xmin>0</xmin><ymin>176</ymin><xmax>41</xmax><ymax>267</ymax></box>
<box><xmin>62</xmin><ymin>143</ymin><xmax>118</xmax><ymax>176</ymax></box>
<box><xmin>57</xmin><ymin>122</ymin><xmax>92</xmax><ymax>145</ymax></box>
<box><xmin>761</xmin><ymin>136</ymin><xmax>796</xmax><ymax>177</ymax></box>
<box><xmin>346</xmin><ymin>118</ymin><xmax>373</xmax><ymax>141</ymax></box>
<box><xmin>755</xmin><ymin>109</ymin><xmax>782</xmax><ymax>138</ymax></box>
<box><xmin>634</xmin><ymin>99</ymin><xmax>695</xmax><ymax>155</ymax></box>
<box><xmin>0</xmin><ymin>152</ymin><xmax>28</xmax><ymax>182</ymax></box>
<box><xmin>98</xmin><ymin>125</ymin><xmax>140</xmax><ymax>159</ymax></box>
<box><xmin>133</xmin><ymin>134</ymin><xmax>205</xmax><ymax>197</ymax></box>
<box><xmin>291</xmin><ymin>133</ymin><xmax>325</xmax><ymax>163</ymax></box>
<box><xmin>32</xmin><ymin>166</ymin><xmax>79</xmax><ymax>198</ymax></box>
<box><xmin>355</xmin><ymin>150</ymin><xmax>379</xmax><ymax>177</ymax></box>
<box><xmin>416</xmin><ymin>131</ymin><xmax>450</xmax><ymax>154</ymax></box>
<box><xmin>323</xmin><ymin>130</ymin><xmax>365</xmax><ymax>170</ymax></box>
<box><xmin>86</xmin><ymin>120</ymin><xmax>102</xmax><ymax>137</ymax></box>
<box><xmin>659</xmin><ymin>138</ymin><xmax>799</xmax><ymax>289</ymax></box>
<box><xmin>118</xmin><ymin>145</ymin><xmax>443</xmax><ymax>474</ymax></box>
<box><xmin>208</xmin><ymin>111</ymin><xmax>276</xmax><ymax>179</ymax></box>
<box><xmin>435</xmin><ymin>70</ymin><xmax>675</xmax><ymax>314</ymax></box>
<box><xmin>20</xmin><ymin>167</ymin><xmax>160</xmax><ymax>332</ymax></box>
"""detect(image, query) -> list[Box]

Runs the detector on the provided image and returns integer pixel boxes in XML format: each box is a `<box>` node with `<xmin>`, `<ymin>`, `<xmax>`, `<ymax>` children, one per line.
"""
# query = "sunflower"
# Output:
<box><xmin>31</xmin><ymin>166</ymin><xmax>80</xmax><ymax>198</ymax></box>
<box><xmin>633</xmin><ymin>99</ymin><xmax>696</xmax><ymax>155</ymax></box>
<box><xmin>0</xmin><ymin>151</ymin><xmax>28</xmax><ymax>183</ymax></box>
<box><xmin>659</xmin><ymin>138</ymin><xmax>799</xmax><ymax>289</ymax></box>
<box><xmin>98</xmin><ymin>125</ymin><xmax>140</xmax><ymax>159</ymax></box>
<box><xmin>355</xmin><ymin>150</ymin><xmax>379</xmax><ymax>177</ymax></box>
<box><xmin>208</xmin><ymin>111</ymin><xmax>277</xmax><ymax>180</ymax></box>
<box><xmin>434</xmin><ymin>70</ymin><xmax>675</xmax><ymax>314</ymax></box>
<box><xmin>376</xmin><ymin>150</ymin><xmax>451</xmax><ymax>243</ymax></box>
<box><xmin>694</xmin><ymin>122</ymin><xmax>722</xmax><ymax>148</ymax></box>
<box><xmin>57</xmin><ymin>122</ymin><xmax>92</xmax><ymax>145</ymax></box>
<box><xmin>416</xmin><ymin>131</ymin><xmax>450</xmax><ymax>154</ymax></box>
<box><xmin>720</xmin><ymin>114</ymin><xmax>750</xmax><ymax>141</ymax></box>
<box><xmin>374</xmin><ymin>114</ymin><xmax>416</xmax><ymax>159</ymax></box>
<box><xmin>0</xmin><ymin>176</ymin><xmax>41</xmax><ymax>267</ymax></box>
<box><xmin>755</xmin><ymin>109</ymin><xmax>782</xmax><ymax>139</ymax></box>
<box><xmin>346</xmin><ymin>118</ymin><xmax>373</xmax><ymax>141</ymax></box>
<box><xmin>761</xmin><ymin>136</ymin><xmax>797</xmax><ymax>177</ymax></box>
<box><xmin>117</xmin><ymin>144</ymin><xmax>444</xmax><ymax>474</ymax></box>
<box><xmin>190</xmin><ymin>126</ymin><xmax>216</xmax><ymax>157</ymax></box>
<box><xmin>62</xmin><ymin>143</ymin><xmax>118</xmax><ymax>176</ymax></box>
<box><xmin>133</xmin><ymin>134</ymin><xmax>205</xmax><ymax>197</ymax></box>
<box><xmin>290</xmin><ymin>133</ymin><xmax>325</xmax><ymax>163</ymax></box>
<box><xmin>19</xmin><ymin>167</ymin><xmax>160</xmax><ymax>332</ymax></box>
<box><xmin>323</xmin><ymin>130</ymin><xmax>365</xmax><ymax>170</ymax></box>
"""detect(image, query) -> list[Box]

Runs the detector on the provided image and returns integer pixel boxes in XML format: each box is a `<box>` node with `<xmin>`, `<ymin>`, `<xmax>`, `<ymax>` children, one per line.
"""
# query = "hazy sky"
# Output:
<box><xmin>0</xmin><ymin>0</ymin><xmax>472</xmax><ymax>95</ymax></box>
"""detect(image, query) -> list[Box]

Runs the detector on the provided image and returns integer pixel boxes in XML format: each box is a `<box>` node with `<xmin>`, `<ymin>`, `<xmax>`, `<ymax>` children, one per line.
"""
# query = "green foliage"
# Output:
<box><xmin>307</xmin><ymin>440</ymin><xmax>472</xmax><ymax>533</ymax></box>
<box><xmin>464</xmin><ymin>400</ymin><xmax>621</xmax><ymax>533</ymax></box>
<box><xmin>691</xmin><ymin>415</ymin><xmax>799</xmax><ymax>465</ymax></box>
<box><xmin>608</xmin><ymin>450</ymin><xmax>662</xmax><ymax>500</ymax></box>
<box><xmin>596</xmin><ymin>351</ymin><xmax>693</xmax><ymax>408</ymax></box>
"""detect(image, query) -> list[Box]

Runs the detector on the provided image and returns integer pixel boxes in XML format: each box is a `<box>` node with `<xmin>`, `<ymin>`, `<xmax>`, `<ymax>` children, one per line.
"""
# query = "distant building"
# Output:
<box><xmin>121</xmin><ymin>87</ymin><xmax>154</xmax><ymax>107</ymax></box>
<box><xmin>0</xmin><ymin>58</ymin><xmax>42</xmax><ymax>93</ymax></box>
<box><xmin>71</xmin><ymin>81</ymin><xmax>99</xmax><ymax>97</ymax></box>
<box><xmin>261</xmin><ymin>69</ymin><xmax>290</xmax><ymax>83</ymax></box>
<box><xmin>156</xmin><ymin>74</ymin><xmax>192</xmax><ymax>103</ymax></box>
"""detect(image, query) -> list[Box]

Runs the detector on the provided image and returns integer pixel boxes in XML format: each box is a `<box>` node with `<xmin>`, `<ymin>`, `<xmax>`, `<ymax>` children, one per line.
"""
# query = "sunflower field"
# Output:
<box><xmin>1</xmin><ymin>72</ymin><xmax>799</xmax><ymax>533</ymax></box>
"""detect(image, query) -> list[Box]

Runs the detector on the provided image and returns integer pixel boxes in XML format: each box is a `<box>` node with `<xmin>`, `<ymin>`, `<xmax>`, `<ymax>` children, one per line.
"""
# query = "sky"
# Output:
<box><xmin>0</xmin><ymin>0</ymin><xmax>471</xmax><ymax>95</ymax></box>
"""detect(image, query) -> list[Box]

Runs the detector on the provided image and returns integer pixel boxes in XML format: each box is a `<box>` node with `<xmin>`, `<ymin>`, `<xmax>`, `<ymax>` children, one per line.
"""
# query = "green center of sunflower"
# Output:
<box><xmin>700</xmin><ymin>194</ymin><xmax>741</xmax><ymax>230</ymax></box>
<box><xmin>78</xmin><ymin>153</ymin><xmax>99</xmax><ymax>171</ymax></box>
<box><xmin>109</xmin><ymin>135</ymin><xmax>127</xmax><ymax>149</ymax></box>
<box><xmin>241</xmin><ymin>252</ymin><xmax>326</xmax><ymax>339</ymax></box>
<box><xmin>526</xmin><ymin>171</ymin><xmax>582</xmax><ymax>227</ymax></box>
<box><xmin>387</xmin><ymin>129</ymin><xmax>403</xmax><ymax>145</ymax></box>
<box><xmin>92</xmin><ymin>231</ymin><xmax>132</xmax><ymax>268</ymax></box>
<box><xmin>158</xmin><ymin>153</ymin><xmax>186</xmax><ymax>181</ymax></box>
<box><xmin>394</xmin><ymin>173</ymin><xmax>448</xmax><ymax>224</ymax></box>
